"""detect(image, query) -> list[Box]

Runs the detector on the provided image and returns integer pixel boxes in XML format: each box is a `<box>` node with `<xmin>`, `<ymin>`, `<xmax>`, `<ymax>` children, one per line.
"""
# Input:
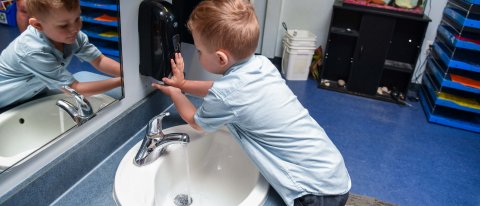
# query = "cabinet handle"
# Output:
<box><xmin>359</xmin><ymin>45</ymin><xmax>364</xmax><ymax>59</ymax></box>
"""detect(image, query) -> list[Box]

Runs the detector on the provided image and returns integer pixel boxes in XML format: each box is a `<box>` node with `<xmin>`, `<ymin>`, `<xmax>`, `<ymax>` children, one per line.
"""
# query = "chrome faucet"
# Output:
<box><xmin>134</xmin><ymin>112</ymin><xmax>190</xmax><ymax>166</ymax></box>
<box><xmin>56</xmin><ymin>86</ymin><xmax>95</xmax><ymax>125</ymax></box>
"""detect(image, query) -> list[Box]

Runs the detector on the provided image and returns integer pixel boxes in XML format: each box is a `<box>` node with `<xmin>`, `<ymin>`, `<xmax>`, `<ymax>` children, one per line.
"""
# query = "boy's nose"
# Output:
<box><xmin>69</xmin><ymin>26</ymin><xmax>80</xmax><ymax>34</ymax></box>
<box><xmin>71</xmin><ymin>21</ymin><xmax>82</xmax><ymax>34</ymax></box>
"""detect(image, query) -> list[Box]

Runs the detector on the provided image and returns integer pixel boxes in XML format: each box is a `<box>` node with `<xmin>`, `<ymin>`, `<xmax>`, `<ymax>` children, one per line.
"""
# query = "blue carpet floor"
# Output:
<box><xmin>286</xmin><ymin>78</ymin><xmax>480</xmax><ymax>206</ymax></box>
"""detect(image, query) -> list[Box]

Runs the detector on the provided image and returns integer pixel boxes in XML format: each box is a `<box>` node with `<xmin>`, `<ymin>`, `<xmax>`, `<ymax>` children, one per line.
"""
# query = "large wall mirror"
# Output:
<box><xmin>0</xmin><ymin>0</ymin><xmax>123</xmax><ymax>174</ymax></box>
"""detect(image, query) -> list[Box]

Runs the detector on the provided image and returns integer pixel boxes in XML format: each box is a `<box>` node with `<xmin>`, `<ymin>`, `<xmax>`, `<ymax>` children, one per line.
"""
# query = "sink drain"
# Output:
<box><xmin>173</xmin><ymin>194</ymin><xmax>193</xmax><ymax>206</ymax></box>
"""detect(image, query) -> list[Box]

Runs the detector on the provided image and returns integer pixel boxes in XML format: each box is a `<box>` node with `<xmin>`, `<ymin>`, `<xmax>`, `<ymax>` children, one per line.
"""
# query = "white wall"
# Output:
<box><xmin>413</xmin><ymin>0</ymin><xmax>448</xmax><ymax>82</ymax></box>
<box><xmin>263</xmin><ymin>0</ymin><xmax>448</xmax><ymax>82</ymax></box>
<box><xmin>275</xmin><ymin>0</ymin><xmax>334</xmax><ymax>57</ymax></box>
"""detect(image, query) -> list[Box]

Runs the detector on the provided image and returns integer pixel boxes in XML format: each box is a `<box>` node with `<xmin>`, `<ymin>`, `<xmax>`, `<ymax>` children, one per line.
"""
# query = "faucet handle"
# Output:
<box><xmin>147</xmin><ymin>112</ymin><xmax>170</xmax><ymax>137</ymax></box>
<box><xmin>62</xmin><ymin>85</ymin><xmax>81</xmax><ymax>96</ymax></box>
<box><xmin>61</xmin><ymin>85</ymin><xmax>94</xmax><ymax>118</ymax></box>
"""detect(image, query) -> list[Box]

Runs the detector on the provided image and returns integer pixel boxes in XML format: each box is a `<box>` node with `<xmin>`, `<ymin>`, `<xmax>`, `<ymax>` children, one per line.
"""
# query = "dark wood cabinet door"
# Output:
<box><xmin>348</xmin><ymin>14</ymin><xmax>396</xmax><ymax>95</ymax></box>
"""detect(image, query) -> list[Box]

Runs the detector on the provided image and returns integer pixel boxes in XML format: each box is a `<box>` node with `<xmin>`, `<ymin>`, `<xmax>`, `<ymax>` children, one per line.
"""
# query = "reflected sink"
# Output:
<box><xmin>114</xmin><ymin>125</ymin><xmax>269</xmax><ymax>206</ymax></box>
<box><xmin>0</xmin><ymin>93</ymin><xmax>115</xmax><ymax>171</ymax></box>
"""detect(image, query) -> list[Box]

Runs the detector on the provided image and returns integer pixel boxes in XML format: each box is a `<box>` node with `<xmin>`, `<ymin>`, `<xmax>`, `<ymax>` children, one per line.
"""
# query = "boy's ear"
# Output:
<box><xmin>29</xmin><ymin>18</ymin><xmax>43</xmax><ymax>31</ymax></box>
<box><xmin>215</xmin><ymin>50</ymin><xmax>229</xmax><ymax>67</ymax></box>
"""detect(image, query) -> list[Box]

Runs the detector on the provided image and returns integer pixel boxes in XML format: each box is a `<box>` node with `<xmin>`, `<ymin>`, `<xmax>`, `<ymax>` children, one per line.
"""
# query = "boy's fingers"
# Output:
<box><xmin>152</xmin><ymin>83</ymin><xmax>171</xmax><ymax>94</ymax></box>
<box><xmin>175</xmin><ymin>53</ymin><xmax>183</xmax><ymax>63</ymax></box>
<box><xmin>162</xmin><ymin>77</ymin><xmax>174</xmax><ymax>85</ymax></box>
<box><xmin>151</xmin><ymin>83</ymin><xmax>163</xmax><ymax>90</ymax></box>
<box><xmin>172</xmin><ymin>65</ymin><xmax>182</xmax><ymax>76</ymax></box>
<box><xmin>175</xmin><ymin>53</ymin><xmax>184</xmax><ymax>69</ymax></box>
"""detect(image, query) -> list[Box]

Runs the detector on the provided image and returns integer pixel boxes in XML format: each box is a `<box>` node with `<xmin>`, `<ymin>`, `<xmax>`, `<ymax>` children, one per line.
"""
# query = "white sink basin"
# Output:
<box><xmin>0</xmin><ymin>93</ymin><xmax>115</xmax><ymax>171</ymax></box>
<box><xmin>114</xmin><ymin>125</ymin><xmax>269</xmax><ymax>206</ymax></box>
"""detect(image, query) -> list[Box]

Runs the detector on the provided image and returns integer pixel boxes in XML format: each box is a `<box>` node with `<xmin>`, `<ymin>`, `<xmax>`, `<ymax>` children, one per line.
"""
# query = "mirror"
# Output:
<box><xmin>0</xmin><ymin>0</ymin><xmax>123</xmax><ymax>174</ymax></box>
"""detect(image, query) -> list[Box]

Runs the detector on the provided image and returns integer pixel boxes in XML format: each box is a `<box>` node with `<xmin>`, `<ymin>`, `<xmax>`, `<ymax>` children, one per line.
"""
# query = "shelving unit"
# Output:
<box><xmin>80</xmin><ymin>0</ymin><xmax>120</xmax><ymax>61</ymax></box>
<box><xmin>319</xmin><ymin>1</ymin><xmax>430</xmax><ymax>104</ymax></box>
<box><xmin>420</xmin><ymin>0</ymin><xmax>480</xmax><ymax>133</ymax></box>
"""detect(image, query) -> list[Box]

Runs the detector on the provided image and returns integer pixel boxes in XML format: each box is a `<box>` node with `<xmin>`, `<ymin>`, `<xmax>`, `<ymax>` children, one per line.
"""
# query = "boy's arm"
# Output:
<box><xmin>179</xmin><ymin>80</ymin><xmax>213</xmax><ymax>97</ymax></box>
<box><xmin>152</xmin><ymin>84</ymin><xmax>203</xmax><ymax>131</ymax></box>
<box><xmin>90</xmin><ymin>55</ymin><xmax>122</xmax><ymax>77</ymax></box>
<box><xmin>161</xmin><ymin>53</ymin><xmax>213</xmax><ymax>97</ymax></box>
<box><xmin>69</xmin><ymin>77</ymin><xmax>122</xmax><ymax>96</ymax></box>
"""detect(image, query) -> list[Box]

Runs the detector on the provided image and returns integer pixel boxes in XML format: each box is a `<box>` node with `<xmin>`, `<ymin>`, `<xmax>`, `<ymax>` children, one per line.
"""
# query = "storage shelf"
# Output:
<box><xmin>420</xmin><ymin>86</ymin><xmax>480</xmax><ymax>133</ymax></box>
<box><xmin>443</xmin><ymin>13</ymin><xmax>480</xmax><ymax>34</ymax></box>
<box><xmin>428</xmin><ymin>57</ymin><xmax>480</xmax><ymax>94</ymax></box>
<box><xmin>335</xmin><ymin>1</ymin><xmax>431</xmax><ymax>21</ymax></box>
<box><xmin>420</xmin><ymin>0</ymin><xmax>480</xmax><ymax>133</ymax></box>
<box><xmin>444</xmin><ymin>7</ymin><xmax>480</xmax><ymax>29</ymax></box>
<box><xmin>81</xmin><ymin>15</ymin><xmax>118</xmax><ymax>27</ymax></box>
<box><xmin>98</xmin><ymin>46</ymin><xmax>119</xmax><ymax>57</ymax></box>
<box><xmin>438</xmin><ymin>25</ymin><xmax>480</xmax><ymax>52</ymax></box>
<box><xmin>318</xmin><ymin>79</ymin><xmax>402</xmax><ymax>103</ymax></box>
<box><xmin>330</xmin><ymin>27</ymin><xmax>359</xmax><ymax>37</ymax></box>
<box><xmin>80</xmin><ymin>0</ymin><xmax>119</xmax><ymax>60</ymax></box>
<box><xmin>450</xmin><ymin>0</ymin><xmax>480</xmax><ymax>13</ymax></box>
<box><xmin>322</xmin><ymin>1</ymin><xmax>428</xmax><ymax>105</ymax></box>
<box><xmin>433</xmin><ymin>42</ymin><xmax>480</xmax><ymax>73</ymax></box>
<box><xmin>384</xmin><ymin>60</ymin><xmax>413</xmax><ymax>73</ymax></box>
<box><xmin>83</xmin><ymin>30</ymin><xmax>118</xmax><ymax>42</ymax></box>
<box><xmin>423</xmin><ymin>75</ymin><xmax>480</xmax><ymax>115</ymax></box>
<box><xmin>465</xmin><ymin>0</ymin><xmax>480</xmax><ymax>5</ymax></box>
<box><xmin>82</xmin><ymin>22</ymin><xmax>119</xmax><ymax>42</ymax></box>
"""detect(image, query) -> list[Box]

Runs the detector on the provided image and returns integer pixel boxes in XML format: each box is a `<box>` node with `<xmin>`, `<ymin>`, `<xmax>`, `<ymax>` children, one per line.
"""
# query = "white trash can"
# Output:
<box><xmin>282</xmin><ymin>30</ymin><xmax>317</xmax><ymax>81</ymax></box>
<box><xmin>283</xmin><ymin>30</ymin><xmax>317</xmax><ymax>47</ymax></box>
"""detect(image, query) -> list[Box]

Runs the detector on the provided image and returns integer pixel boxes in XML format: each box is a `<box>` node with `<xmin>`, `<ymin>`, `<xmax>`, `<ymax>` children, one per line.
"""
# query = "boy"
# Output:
<box><xmin>0</xmin><ymin>0</ymin><xmax>121</xmax><ymax>109</ymax></box>
<box><xmin>153</xmin><ymin>0</ymin><xmax>351</xmax><ymax>205</ymax></box>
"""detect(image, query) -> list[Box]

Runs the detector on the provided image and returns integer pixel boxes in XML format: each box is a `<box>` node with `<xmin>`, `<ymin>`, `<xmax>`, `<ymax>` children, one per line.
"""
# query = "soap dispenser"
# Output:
<box><xmin>138</xmin><ymin>0</ymin><xmax>181</xmax><ymax>81</ymax></box>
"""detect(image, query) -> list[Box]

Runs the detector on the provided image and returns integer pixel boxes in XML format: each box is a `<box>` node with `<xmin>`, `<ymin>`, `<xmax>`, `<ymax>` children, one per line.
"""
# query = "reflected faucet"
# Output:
<box><xmin>56</xmin><ymin>86</ymin><xmax>95</xmax><ymax>125</ymax></box>
<box><xmin>134</xmin><ymin>112</ymin><xmax>190</xmax><ymax>166</ymax></box>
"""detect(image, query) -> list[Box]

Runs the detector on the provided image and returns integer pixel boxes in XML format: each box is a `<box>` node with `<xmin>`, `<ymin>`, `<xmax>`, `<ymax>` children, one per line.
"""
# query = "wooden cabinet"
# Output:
<box><xmin>320</xmin><ymin>1</ymin><xmax>430</xmax><ymax>103</ymax></box>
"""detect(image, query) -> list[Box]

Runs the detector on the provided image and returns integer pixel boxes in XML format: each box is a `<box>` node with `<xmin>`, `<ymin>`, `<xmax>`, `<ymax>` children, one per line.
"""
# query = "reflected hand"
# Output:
<box><xmin>162</xmin><ymin>53</ymin><xmax>186</xmax><ymax>89</ymax></box>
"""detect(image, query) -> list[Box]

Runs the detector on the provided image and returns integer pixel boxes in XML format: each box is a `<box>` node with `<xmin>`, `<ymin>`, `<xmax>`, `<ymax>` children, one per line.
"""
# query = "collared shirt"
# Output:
<box><xmin>194</xmin><ymin>55</ymin><xmax>351</xmax><ymax>206</ymax></box>
<box><xmin>0</xmin><ymin>25</ymin><xmax>101</xmax><ymax>108</ymax></box>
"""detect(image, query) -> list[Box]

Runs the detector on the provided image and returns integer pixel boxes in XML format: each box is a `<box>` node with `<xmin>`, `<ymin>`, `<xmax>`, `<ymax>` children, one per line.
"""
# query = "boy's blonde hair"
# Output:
<box><xmin>188</xmin><ymin>0</ymin><xmax>259</xmax><ymax>60</ymax></box>
<box><xmin>26</xmin><ymin>0</ymin><xmax>80</xmax><ymax>19</ymax></box>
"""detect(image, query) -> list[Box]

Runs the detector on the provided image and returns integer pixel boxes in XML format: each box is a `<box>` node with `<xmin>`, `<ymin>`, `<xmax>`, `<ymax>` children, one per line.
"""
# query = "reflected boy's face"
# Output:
<box><xmin>35</xmin><ymin>7</ymin><xmax>82</xmax><ymax>47</ymax></box>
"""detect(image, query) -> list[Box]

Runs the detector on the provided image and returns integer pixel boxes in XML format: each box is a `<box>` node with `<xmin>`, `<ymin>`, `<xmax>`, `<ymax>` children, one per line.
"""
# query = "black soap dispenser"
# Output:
<box><xmin>138</xmin><ymin>0</ymin><xmax>181</xmax><ymax>81</ymax></box>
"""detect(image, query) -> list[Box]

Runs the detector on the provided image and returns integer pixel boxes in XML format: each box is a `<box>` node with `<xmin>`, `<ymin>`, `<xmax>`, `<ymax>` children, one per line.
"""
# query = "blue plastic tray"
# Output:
<box><xmin>464</xmin><ymin>0</ymin><xmax>480</xmax><ymax>5</ymax></box>
<box><xmin>420</xmin><ymin>77</ymin><xmax>480</xmax><ymax>133</ymax></box>
<box><xmin>82</xmin><ymin>25</ymin><xmax>119</xmax><ymax>42</ymax></box>
<box><xmin>438</xmin><ymin>25</ymin><xmax>480</xmax><ymax>52</ymax></box>
<box><xmin>428</xmin><ymin>57</ymin><xmax>480</xmax><ymax>94</ymax></box>
<box><xmin>433</xmin><ymin>42</ymin><xmax>480</xmax><ymax>73</ymax></box>
<box><xmin>81</xmin><ymin>14</ymin><xmax>118</xmax><ymax>27</ymax></box>
<box><xmin>444</xmin><ymin>7</ymin><xmax>480</xmax><ymax>29</ymax></box>
<box><xmin>80</xmin><ymin>0</ymin><xmax>118</xmax><ymax>11</ymax></box>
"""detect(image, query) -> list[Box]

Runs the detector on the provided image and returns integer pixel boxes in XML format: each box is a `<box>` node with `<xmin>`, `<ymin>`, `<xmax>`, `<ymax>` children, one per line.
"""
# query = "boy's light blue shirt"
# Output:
<box><xmin>0</xmin><ymin>26</ymin><xmax>101</xmax><ymax>108</ymax></box>
<box><xmin>194</xmin><ymin>55</ymin><xmax>351</xmax><ymax>206</ymax></box>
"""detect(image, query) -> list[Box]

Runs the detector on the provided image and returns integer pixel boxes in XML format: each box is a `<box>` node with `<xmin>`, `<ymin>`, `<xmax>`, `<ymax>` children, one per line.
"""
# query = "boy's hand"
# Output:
<box><xmin>162</xmin><ymin>53</ymin><xmax>186</xmax><ymax>89</ymax></box>
<box><xmin>152</xmin><ymin>82</ymin><xmax>182</xmax><ymax>97</ymax></box>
